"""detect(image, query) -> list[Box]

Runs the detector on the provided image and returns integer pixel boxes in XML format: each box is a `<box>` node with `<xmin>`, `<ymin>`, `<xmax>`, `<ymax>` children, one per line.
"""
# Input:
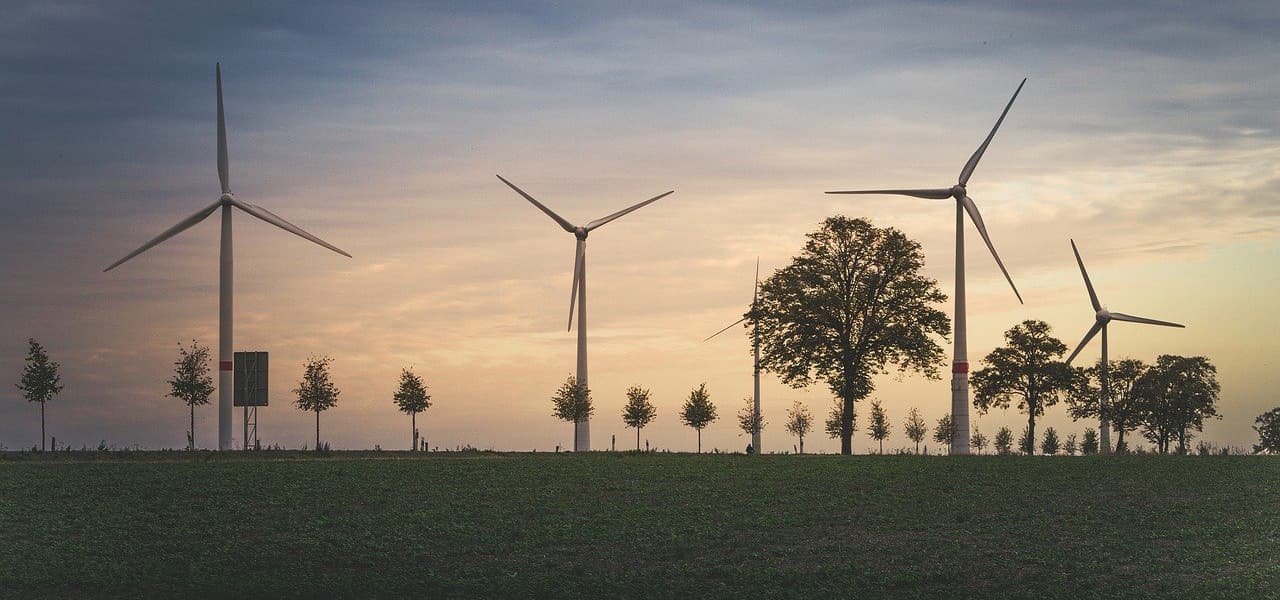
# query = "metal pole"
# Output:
<box><xmin>218</xmin><ymin>204</ymin><xmax>233</xmax><ymax>451</ymax></box>
<box><xmin>951</xmin><ymin>201</ymin><xmax>970</xmax><ymax>455</ymax></box>
<box><xmin>575</xmin><ymin>248</ymin><xmax>590</xmax><ymax>451</ymax></box>
<box><xmin>1100</xmin><ymin>324</ymin><xmax>1111</xmax><ymax>454</ymax></box>
<box><xmin>752</xmin><ymin>327</ymin><xmax>761</xmax><ymax>454</ymax></box>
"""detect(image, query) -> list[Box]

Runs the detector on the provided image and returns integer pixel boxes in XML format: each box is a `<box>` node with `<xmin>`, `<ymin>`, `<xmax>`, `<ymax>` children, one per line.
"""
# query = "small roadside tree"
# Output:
<box><xmin>1018</xmin><ymin>425</ymin><xmax>1034</xmax><ymax>455</ymax></box>
<box><xmin>621</xmin><ymin>386</ymin><xmax>657</xmax><ymax>451</ymax></box>
<box><xmin>16</xmin><ymin>338</ymin><xmax>63</xmax><ymax>452</ymax></box>
<box><xmin>1081</xmin><ymin>428</ymin><xmax>1099</xmax><ymax>455</ymax></box>
<box><xmin>736</xmin><ymin>397</ymin><xmax>767</xmax><ymax>447</ymax></box>
<box><xmin>1064</xmin><ymin>433</ymin><xmax>1078</xmax><ymax>456</ymax></box>
<box><xmin>393</xmin><ymin>368</ymin><xmax>432</xmax><ymax>451</ymax></box>
<box><xmin>970</xmin><ymin>427</ymin><xmax>988</xmax><ymax>455</ymax></box>
<box><xmin>293</xmin><ymin>356</ymin><xmax>340</xmax><ymax>451</ymax></box>
<box><xmin>903</xmin><ymin>407</ymin><xmax>927</xmax><ymax>454</ymax></box>
<box><xmin>993</xmin><ymin>426</ymin><xmax>1013</xmax><ymax>456</ymax></box>
<box><xmin>867</xmin><ymin>400</ymin><xmax>890</xmax><ymax>454</ymax></box>
<box><xmin>1254</xmin><ymin>408</ymin><xmax>1280</xmax><ymax>455</ymax></box>
<box><xmin>971</xmin><ymin>320</ymin><xmax>1074</xmax><ymax>458</ymax></box>
<box><xmin>1041</xmin><ymin>427</ymin><xmax>1060</xmax><ymax>455</ymax></box>
<box><xmin>166</xmin><ymin>340</ymin><xmax>214</xmax><ymax>451</ymax></box>
<box><xmin>933</xmin><ymin>414</ymin><xmax>953</xmax><ymax>455</ymax></box>
<box><xmin>784</xmin><ymin>401</ymin><xmax>813</xmax><ymax>454</ymax></box>
<box><xmin>751</xmin><ymin>216</ymin><xmax>951</xmax><ymax>454</ymax></box>
<box><xmin>680</xmin><ymin>383</ymin><xmax>717</xmax><ymax>453</ymax></box>
<box><xmin>551</xmin><ymin>376</ymin><xmax>593</xmax><ymax>451</ymax></box>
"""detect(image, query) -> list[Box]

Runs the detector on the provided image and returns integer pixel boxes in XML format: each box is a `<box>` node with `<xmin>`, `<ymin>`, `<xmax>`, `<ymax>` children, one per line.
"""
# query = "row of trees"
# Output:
<box><xmin>970</xmin><ymin>320</ymin><xmax>1222</xmax><ymax>454</ymax></box>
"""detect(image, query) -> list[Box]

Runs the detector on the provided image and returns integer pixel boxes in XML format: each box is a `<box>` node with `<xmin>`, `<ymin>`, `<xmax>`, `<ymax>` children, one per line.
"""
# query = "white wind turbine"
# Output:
<box><xmin>826</xmin><ymin>78</ymin><xmax>1028</xmax><ymax>456</ymax></box>
<box><xmin>105</xmin><ymin>64</ymin><xmax>351</xmax><ymax>451</ymax></box>
<box><xmin>705</xmin><ymin>258</ymin><xmax>762</xmax><ymax>454</ymax></box>
<box><xmin>497</xmin><ymin>175</ymin><xmax>673</xmax><ymax>452</ymax></box>
<box><xmin>1064</xmin><ymin>239</ymin><xmax>1184</xmax><ymax>454</ymax></box>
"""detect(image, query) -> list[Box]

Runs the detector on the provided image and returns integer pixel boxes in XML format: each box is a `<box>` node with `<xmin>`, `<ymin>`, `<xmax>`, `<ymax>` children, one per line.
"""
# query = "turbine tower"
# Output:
<box><xmin>826</xmin><ymin>78</ymin><xmax>1028</xmax><ymax>455</ymax></box>
<box><xmin>705</xmin><ymin>258</ymin><xmax>763</xmax><ymax>454</ymax></box>
<box><xmin>497</xmin><ymin>175</ymin><xmax>674</xmax><ymax>452</ymax></box>
<box><xmin>1064</xmin><ymin>239</ymin><xmax>1184</xmax><ymax>454</ymax></box>
<box><xmin>105</xmin><ymin>64</ymin><xmax>351</xmax><ymax>451</ymax></box>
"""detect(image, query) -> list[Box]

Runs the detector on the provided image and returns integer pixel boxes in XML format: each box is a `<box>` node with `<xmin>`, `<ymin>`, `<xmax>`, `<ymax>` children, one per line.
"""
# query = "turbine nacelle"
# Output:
<box><xmin>949</xmin><ymin>184</ymin><xmax>966</xmax><ymax>199</ymax></box>
<box><xmin>574</xmin><ymin>226</ymin><xmax>588</xmax><ymax>240</ymax></box>
<box><xmin>1096</xmin><ymin>308</ymin><xmax>1111</xmax><ymax>321</ymax></box>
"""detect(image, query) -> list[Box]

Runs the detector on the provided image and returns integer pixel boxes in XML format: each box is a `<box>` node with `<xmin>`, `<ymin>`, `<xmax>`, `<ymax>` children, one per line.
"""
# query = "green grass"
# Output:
<box><xmin>0</xmin><ymin>452</ymin><xmax>1276</xmax><ymax>599</ymax></box>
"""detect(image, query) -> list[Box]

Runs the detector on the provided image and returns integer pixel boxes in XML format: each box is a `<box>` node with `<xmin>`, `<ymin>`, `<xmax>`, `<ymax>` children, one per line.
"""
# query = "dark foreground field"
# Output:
<box><xmin>1</xmin><ymin>452</ymin><xmax>1276</xmax><ymax>599</ymax></box>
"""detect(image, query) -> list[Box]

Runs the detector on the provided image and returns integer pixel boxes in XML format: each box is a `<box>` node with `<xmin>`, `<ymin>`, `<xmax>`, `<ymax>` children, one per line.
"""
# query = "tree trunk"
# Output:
<box><xmin>915</xmin><ymin>440</ymin><xmax>919</xmax><ymax>454</ymax></box>
<box><xmin>879</xmin><ymin>439</ymin><xmax>883</xmax><ymax>454</ymax></box>
<box><xmin>315</xmin><ymin>410</ymin><xmax>321</xmax><ymax>451</ymax></box>
<box><xmin>636</xmin><ymin>427</ymin><xmax>641</xmax><ymax>451</ymax></box>
<box><xmin>799</xmin><ymin>435</ymin><xmax>804</xmax><ymax>455</ymax></box>
<box><xmin>190</xmin><ymin>403</ymin><xmax>195</xmax><ymax>451</ymax></box>
<box><xmin>41</xmin><ymin>402</ymin><xmax>46</xmax><ymax>452</ymax></box>
<box><xmin>1115</xmin><ymin>428</ymin><xmax>1125</xmax><ymax>454</ymax></box>
<box><xmin>412</xmin><ymin>412</ymin><xmax>417</xmax><ymax>452</ymax></box>
<box><xmin>1026</xmin><ymin>412</ymin><xmax>1036</xmax><ymax>456</ymax></box>
<box><xmin>840</xmin><ymin>395</ymin><xmax>854</xmax><ymax>455</ymax></box>
<box><xmin>697</xmin><ymin>428</ymin><xmax>702</xmax><ymax>454</ymax></box>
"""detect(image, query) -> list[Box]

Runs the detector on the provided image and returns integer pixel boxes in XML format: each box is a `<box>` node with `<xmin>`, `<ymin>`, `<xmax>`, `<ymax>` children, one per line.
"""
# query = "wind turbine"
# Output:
<box><xmin>1064</xmin><ymin>239</ymin><xmax>1184</xmax><ymax>454</ymax></box>
<box><xmin>497</xmin><ymin>175</ymin><xmax>674</xmax><ymax>452</ymax></box>
<box><xmin>826</xmin><ymin>78</ymin><xmax>1028</xmax><ymax>456</ymax></box>
<box><xmin>705</xmin><ymin>258</ymin><xmax>762</xmax><ymax>454</ymax></box>
<box><xmin>104</xmin><ymin>64</ymin><xmax>351</xmax><ymax>451</ymax></box>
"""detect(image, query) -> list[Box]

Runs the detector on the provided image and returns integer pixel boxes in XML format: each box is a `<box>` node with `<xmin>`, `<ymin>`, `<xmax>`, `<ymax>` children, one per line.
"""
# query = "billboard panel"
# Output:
<box><xmin>233</xmin><ymin>351</ymin><xmax>268</xmax><ymax>407</ymax></box>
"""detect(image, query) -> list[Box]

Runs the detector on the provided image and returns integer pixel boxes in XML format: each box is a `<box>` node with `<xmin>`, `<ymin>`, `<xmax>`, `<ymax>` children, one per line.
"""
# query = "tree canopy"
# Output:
<box><xmin>1134</xmin><ymin>355</ymin><xmax>1220</xmax><ymax>454</ymax></box>
<box><xmin>971</xmin><ymin>320</ymin><xmax>1074</xmax><ymax>455</ymax></box>
<box><xmin>393</xmin><ymin>368</ymin><xmax>432</xmax><ymax>416</ymax></box>
<box><xmin>751</xmin><ymin>216</ymin><xmax>950</xmax><ymax>454</ymax></box>
<box><xmin>1254</xmin><ymin>408</ymin><xmax>1280</xmax><ymax>454</ymax></box>
<box><xmin>551</xmin><ymin>375</ymin><xmax>594</xmax><ymax>448</ymax></box>
<box><xmin>1066</xmin><ymin>358</ymin><xmax>1147</xmax><ymax>453</ymax></box>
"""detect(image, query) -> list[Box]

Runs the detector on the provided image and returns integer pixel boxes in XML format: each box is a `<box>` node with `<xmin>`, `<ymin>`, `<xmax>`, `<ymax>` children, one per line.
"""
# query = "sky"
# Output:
<box><xmin>1</xmin><ymin>1</ymin><xmax>1277</xmax><ymax>453</ymax></box>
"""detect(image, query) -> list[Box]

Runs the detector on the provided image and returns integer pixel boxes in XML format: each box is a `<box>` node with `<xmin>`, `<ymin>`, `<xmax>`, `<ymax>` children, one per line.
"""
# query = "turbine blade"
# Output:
<box><xmin>1108</xmin><ymin>312</ymin><xmax>1185</xmax><ymax>328</ymax></box>
<box><xmin>1065</xmin><ymin>320</ymin><xmax>1105</xmax><ymax>364</ymax></box>
<box><xmin>585</xmin><ymin>190</ymin><xmax>674</xmax><ymax>231</ymax></box>
<box><xmin>230</xmin><ymin>199</ymin><xmax>351</xmax><ymax>258</ymax></box>
<box><xmin>1070</xmin><ymin>239</ymin><xmax>1101</xmax><ymax>312</ymax></box>
<box><xmin>753</xmin><ymin>257</ymin><xmax>760</xmax><ymax>307</ymax></box>
<box><xmin>704</xmin><ymin>316</ymin><xmax>747</xmax><ymax>342</ymax></box>
<box><xmin>961</xmin><ymin>195</ymin><xmax>1022</xmax><ymax>304</ymax></box>
<box><xmin>103</xmin><ymin>200</ymin><xmax>222</xmax><ymax>271</ymax></box>
<box><xmin>959</xmin><ymin>77</ymin><xmax>1026</xmax><ymax>186</ymax></box>
<box><xmin>216</xmin><ymin>63</ymin><xmax>229</xmax><ymax>194</ymax></box>
<box><xmin>568</xmin><ymin>240</ymin><xmax>583</xmax><ymax>331</ymax></box>
<box><xmin>496</xmin><ymin>175</ymin><xmax>575</xmax><ymax>233</ymax></box>
<box><xmin>825</xmin><ymin>188</ymin><xmax>952</xmax><ymax>199</ymax></box>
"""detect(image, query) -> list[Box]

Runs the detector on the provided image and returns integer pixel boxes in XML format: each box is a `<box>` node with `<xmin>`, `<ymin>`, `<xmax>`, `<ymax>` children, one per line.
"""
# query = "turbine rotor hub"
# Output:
<box><xmin>574</xmin><ymin>227</ymin><xmax>588</xmax><ymax>240</ymax></box>
<box><xmin>950</xmin><ymin>184</ymin><xmax>966</xmax><ymax>198</ymax></box>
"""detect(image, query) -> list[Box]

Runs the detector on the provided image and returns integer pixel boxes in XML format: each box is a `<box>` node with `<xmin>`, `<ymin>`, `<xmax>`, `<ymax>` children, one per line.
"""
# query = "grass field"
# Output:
<box><xmin>1</xmin><ymin>451</ymin><xmax>1276</xmax><ymax>599</ymax></box>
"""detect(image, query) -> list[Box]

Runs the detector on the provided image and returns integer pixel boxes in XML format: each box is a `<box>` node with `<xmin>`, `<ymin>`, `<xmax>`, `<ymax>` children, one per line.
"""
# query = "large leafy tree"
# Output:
<box><xmin>903</xmin><ymin>407</ymin><xmax>927</xmax><ymax>454</ymax></box>
<box><xmin>551</xmin><ymin>376</ymin><xmax>593</xmax><ymax>451</ymax></box>
<box><xmin>680</xmin><ymin>383</ymin><xmax>717</xmax><ymax>453</ymax></box>
<box><xmin>1066</xmin><ymin>358</ymin><xmax>1148</xmax><ymax>453</ymax></box>
<box><xmin>293</xmin><ymin>356</ymin><xmax>340</xmax><ymax>451</ymax></box>
<box><xmin>971</xmin><ymin>320</ymin><xmax>1074</xmax><ymax>456</ymax></box>
<box><xmin>1134</xmin><ymin>355</ymin><xmax>1220</xmax><ymax>454</ymax></box>
<box><xmin>751</xmin><ymin>216</ymin><xmax>950</xmax><ymax>455</ymax></box>
<box><xmin>166</xmin><ymin>340</ymin><xmax>214</xmax><ymax>451</ymax></box>
<box><xmin>1254</xmin><ymin>408</ymin><xmax>1280</xmax><ymax>454</ymax></box>
<box><xmin>16</xmin><ymin>338</ymin><xmax>63</xmax><ymax>452</ymax></box>
<box><xmin>867</xmin><ymin>400</ymin><xmax>891</xmax><ymax>454</ymax></box>
<box><xmin>784</xmin><ymin>401</ymin><xmax>813</xmax><ymax>454</ymax></box>
<box><xmin>621</xmin><ymin>386</ymin><xmax>657</xmax><ymax>451</ymax></box>
<box><xmin>393</xmin><ymin>368</ymin><xmax>432</xmax><ymax>451</ymax></box>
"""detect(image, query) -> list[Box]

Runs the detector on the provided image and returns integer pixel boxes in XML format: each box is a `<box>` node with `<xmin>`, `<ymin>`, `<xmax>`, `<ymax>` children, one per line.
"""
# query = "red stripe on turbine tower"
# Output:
<box><xmin>220</xmin><ymin>361</ymin><xmax>234</xmax><ymax>371</ymax></box>
<box><xmin>952</xmin><ymin>362</ymin><xmax>969</xmax><ymax>374</ymax></box>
